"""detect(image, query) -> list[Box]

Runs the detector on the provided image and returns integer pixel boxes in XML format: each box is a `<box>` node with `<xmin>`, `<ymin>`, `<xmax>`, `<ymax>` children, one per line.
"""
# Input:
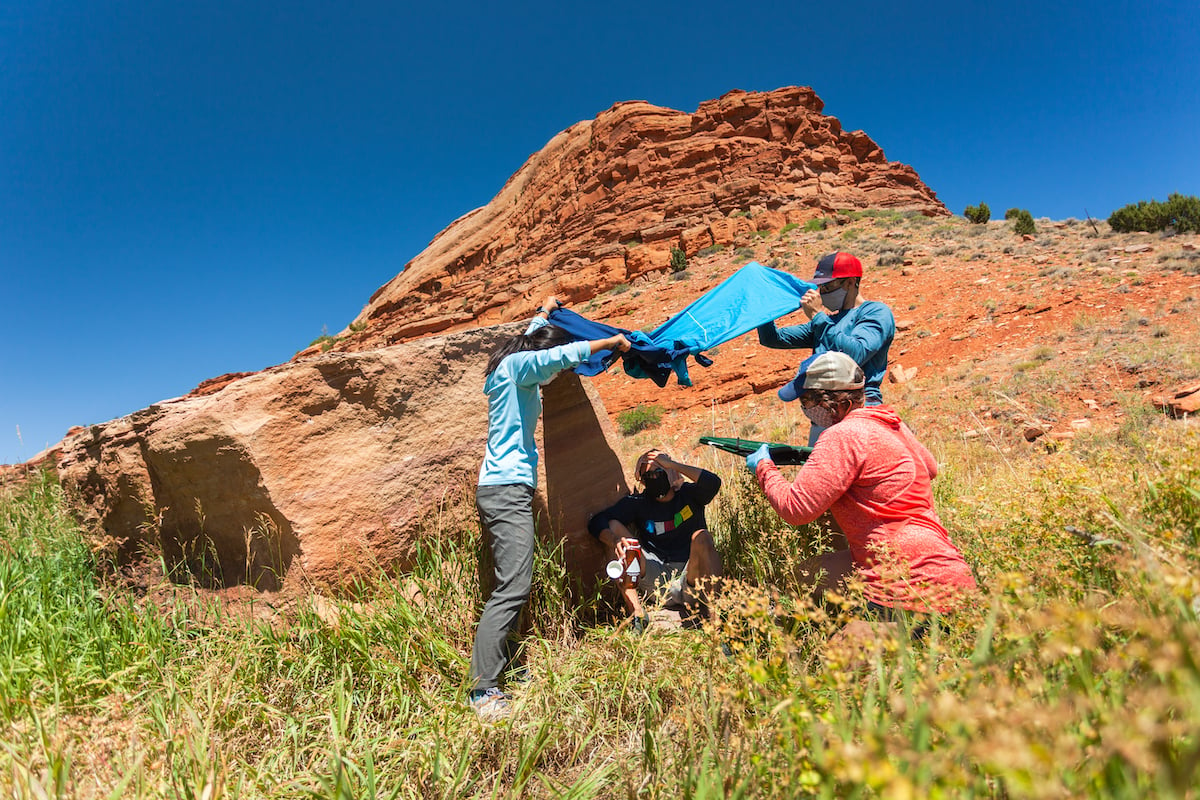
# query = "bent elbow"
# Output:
<box><xmin>783</xmin><ymin>508</ymin><xmax>824</xmax><ymax>527</ymax></box>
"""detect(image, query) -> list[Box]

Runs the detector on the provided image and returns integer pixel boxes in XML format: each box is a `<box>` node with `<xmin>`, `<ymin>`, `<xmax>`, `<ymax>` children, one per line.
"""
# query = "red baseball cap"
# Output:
<box><xmin>811</xmin><ymin>252</ymin><xmax>863</xmax><ymax>285</ymax></box>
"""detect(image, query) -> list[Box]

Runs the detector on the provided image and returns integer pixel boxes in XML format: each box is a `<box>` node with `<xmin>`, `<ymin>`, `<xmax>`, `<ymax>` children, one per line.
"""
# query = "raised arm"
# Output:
<box><xmin>590</xmin><ymin>333</ymin><xmax>631</xmax><ymax>355</ymax></box>
<box><xmin>644</xmin><ymin>451</ymin><xmax>722</xmax><ymax>502</ymax></box>
<box><xmin>754</xmin><ymin>431</ymin><xmax>859</xmax><ymax>526</ymax></box>
<box><xmin>757</xmin><ymin>319</ymin><xmax>822</xmax><ymax>350</ymax></box>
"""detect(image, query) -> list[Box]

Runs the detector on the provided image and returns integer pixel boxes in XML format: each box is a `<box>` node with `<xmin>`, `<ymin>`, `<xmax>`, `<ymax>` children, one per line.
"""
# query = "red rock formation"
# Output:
<box><xmin>1152</xmin><ymin>380</ymin><xmax>1200</xmax><ymax>417</ymax></box>
<box><xmin>41</xmin><ymin>86</ymin><xmax>953</xmax><ymax>596</ymax></box>
<box><xmin>330</xmin><ymin>86</ymin><xmax>946</xmax><ymax>352</ymax></box>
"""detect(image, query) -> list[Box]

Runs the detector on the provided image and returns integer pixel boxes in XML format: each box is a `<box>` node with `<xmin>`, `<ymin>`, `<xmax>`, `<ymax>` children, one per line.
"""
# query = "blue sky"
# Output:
<box><xmin>2</xmin><ymin>0</ymin><xmax>1197</xmax><ymax>464</ymax></box>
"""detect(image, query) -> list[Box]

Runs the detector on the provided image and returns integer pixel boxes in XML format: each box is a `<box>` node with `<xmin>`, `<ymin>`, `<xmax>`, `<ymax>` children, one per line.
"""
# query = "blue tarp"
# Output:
<box><xmin>544</xmin><ymin>309</ymin><xmax>699</xmax><ymax>387</ymax></box>
<box><xmin>548</xmin><ymin>261</ymin><xmax>815</xmax><ymax>387</ymax></box>
<box><xmin>650</xmin><ymin>261</ymin><xmax>816</xmax><ymax>352</ymax></box>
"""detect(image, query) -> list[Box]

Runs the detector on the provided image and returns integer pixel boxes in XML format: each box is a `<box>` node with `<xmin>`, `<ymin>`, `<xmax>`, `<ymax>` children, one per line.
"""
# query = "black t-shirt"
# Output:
<box><xmin>588</xmin><ymin>470</ymin><xmax>722</xmax><ymax>562</ymax></box>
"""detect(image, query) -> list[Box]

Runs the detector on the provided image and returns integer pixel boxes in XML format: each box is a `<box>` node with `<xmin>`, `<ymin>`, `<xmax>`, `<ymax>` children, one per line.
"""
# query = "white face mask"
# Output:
<box><xmin>803</xmin><ymin>404</ymin><xmax>840</xmax><ymax>429</ymax></box>
<box><xmin>820</xmin><ymin>287</ymin><xmax>847</xmax><ymax>312</ymax></box>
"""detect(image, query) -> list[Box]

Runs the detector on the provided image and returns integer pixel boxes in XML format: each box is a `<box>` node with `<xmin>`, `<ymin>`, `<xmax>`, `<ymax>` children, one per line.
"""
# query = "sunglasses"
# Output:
<box><xmin>799</xmin><ymin>391</ymin><xmax>829</xmax><ymax>408</ymax></box>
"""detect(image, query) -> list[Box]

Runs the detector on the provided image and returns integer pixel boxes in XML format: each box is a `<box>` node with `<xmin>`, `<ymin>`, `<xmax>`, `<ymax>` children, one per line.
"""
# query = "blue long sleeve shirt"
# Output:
<box><xmin>756</xmin><ymin>301</ymin><xmax>896</xmax><ymax>405</ymax></box>
<box><xmin>478</xmin><ymin>317</ymin><xmax>591</xmax><ymax>488</ymax></box>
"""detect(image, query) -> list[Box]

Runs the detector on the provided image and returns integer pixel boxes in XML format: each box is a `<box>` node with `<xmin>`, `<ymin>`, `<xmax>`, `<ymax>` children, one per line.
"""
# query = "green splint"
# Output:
<box><xmin>698</xmin><ymin>436</ymin><xmax>813</xmax><ymax>466</ymax></box>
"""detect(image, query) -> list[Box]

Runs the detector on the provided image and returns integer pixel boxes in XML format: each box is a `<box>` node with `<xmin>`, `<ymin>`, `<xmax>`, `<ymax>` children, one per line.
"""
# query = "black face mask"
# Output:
<box><xmin>642</xmin><ymin>469</ymin><xmax>671</xmax><ymax>500</ymax></box>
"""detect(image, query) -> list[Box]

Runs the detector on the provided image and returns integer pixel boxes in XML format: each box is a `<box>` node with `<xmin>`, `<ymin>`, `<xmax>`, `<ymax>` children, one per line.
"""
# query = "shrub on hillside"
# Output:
<box><xmin>1108</xmin><ymin>193</ymin><xmax>1200</xmax><ymax>234</ymax></box>
<box><xmin>1013</xmin><ymin>209</ymin><xmax>1037</xmax><ymax>236</ymax></box>
<box><xmin>1004</xmin><ymin>208</ymin><xmax>1022</xmax><ymax>220</ymax></box>
<box><xmin>670</xmin><ymin>246</ymin><xmax>688</xmax><ymax>273</ymax></box>
<box><xmin>964</xmin><ymin>203</ymin><xmax>991</xmax><ymax>224</ymax></box>
<box><xmin>617</xmin><ymin>404</ymin><xmax>663</xmax><ymax>435</ymax></box>
<box><xmin>877</xmin><ymin>245</ymin><xmax>907</xmax><ymax>267</ymax></box>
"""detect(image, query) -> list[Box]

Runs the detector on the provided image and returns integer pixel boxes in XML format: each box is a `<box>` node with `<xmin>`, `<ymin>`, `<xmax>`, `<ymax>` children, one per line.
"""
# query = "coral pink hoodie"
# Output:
<box><xmin>756</xmin><ymin>405</ymin><xmax>976</xmax><ymax>612</ymax></box>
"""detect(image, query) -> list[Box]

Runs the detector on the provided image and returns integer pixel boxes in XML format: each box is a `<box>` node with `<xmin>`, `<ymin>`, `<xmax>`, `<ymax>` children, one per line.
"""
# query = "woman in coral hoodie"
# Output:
<box><xmin>746</xmin><ymin>351</ymin><xmax>976</xmax><ymax>619</ymax></box>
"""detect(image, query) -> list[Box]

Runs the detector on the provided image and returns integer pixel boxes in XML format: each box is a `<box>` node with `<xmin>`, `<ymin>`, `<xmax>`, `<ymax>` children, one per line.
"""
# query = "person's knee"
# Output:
<box><xmin>690</xmin><ymin>529</ymin><xmax>722</xmax><ymax>574</ymax></box>
<box><xmin>690</xmin><ymin>529</ymin><xmax>719</xmax><ymax>559</ymax></box>
<box><xmin>491</xmin><ymin>567</ymin><xmax>533</xmax><ymax>603</ymax></box>
<box><xmin>825</xmin><ymin>619</ymin><xmax>899</xmax><ymax>672</ymax></box>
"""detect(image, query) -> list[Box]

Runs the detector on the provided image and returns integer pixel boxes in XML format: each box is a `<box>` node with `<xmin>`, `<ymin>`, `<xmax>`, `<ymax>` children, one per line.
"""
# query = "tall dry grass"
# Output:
<box><xmin>2</xmin><ymin>404</ymin><xmax>1198</xmax><ymax>797</ymax></box>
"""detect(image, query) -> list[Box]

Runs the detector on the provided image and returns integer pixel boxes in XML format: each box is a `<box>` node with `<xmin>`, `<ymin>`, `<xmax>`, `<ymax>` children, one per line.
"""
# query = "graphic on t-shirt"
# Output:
<box><xmin>644</xmin><ymin>504</ymin><xmax>693</xmax><ymax>536</ymax></box>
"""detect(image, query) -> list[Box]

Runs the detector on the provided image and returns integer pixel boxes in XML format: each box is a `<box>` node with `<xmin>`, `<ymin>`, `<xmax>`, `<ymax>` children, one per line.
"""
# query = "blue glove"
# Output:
<box><xmin>745</xmin><ymin>443</ymin><xmax>773</xmax><ymax>473</ymax></box>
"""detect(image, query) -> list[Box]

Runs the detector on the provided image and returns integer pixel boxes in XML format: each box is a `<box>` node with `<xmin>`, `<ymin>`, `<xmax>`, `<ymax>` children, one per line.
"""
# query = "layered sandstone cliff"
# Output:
<box><xmin>322</xmin><ymin>86</ymin><xmax>945</xmax><ymax>353</ymax></box>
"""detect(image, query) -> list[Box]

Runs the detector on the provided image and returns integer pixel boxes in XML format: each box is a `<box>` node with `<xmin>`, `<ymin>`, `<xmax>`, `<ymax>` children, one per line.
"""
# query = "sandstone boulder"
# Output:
<box><xmin>1152</xmin><ymin>380</ymin><xmax>1200</xmax><ymax>417</ymax></box>
<box><xmin>57</xmin><ymin>324</ymin><xmax>630</xmax><ymax>593</ymax></box>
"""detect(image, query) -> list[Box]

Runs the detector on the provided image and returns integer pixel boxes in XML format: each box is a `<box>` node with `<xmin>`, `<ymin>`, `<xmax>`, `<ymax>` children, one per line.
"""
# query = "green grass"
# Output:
<box><xmin>3</xmin><ymin>411</ymin><xmax>1200</xmax><ymax>797</ymax></box>
<box><xmin>307</xmin><ymin>334</ymin><xmax>342</xmax><ymax>353</ymax></box>
<box><xmin>616</xmin><ymin>403</ymin><xmax>663</xmax><ymax>435</ymax></box>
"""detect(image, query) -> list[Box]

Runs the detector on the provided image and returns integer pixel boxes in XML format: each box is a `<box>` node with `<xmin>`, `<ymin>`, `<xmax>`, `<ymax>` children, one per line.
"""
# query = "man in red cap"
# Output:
<box><xmin>757</xmin><ymin>251</ymin><xmax>895</xmax><ymax>444</ymax></box>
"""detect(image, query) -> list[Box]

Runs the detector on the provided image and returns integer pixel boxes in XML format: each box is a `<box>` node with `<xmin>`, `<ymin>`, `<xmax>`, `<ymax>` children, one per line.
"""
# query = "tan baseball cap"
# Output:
<box><xmin>778</xmin><ymin>351</ymin><xmax>865</xmax><ymax>401</ymax></box>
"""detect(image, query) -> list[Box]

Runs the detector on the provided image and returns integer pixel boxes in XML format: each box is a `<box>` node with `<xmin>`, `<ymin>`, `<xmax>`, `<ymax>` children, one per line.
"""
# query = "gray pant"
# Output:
<box><xmin>469</xmin><ymin>483</ymin><xmax>535</xmax><ymax>691</ymax></box>
<box><xmin>640</xmin><ymin>552</ymin><xmax>690</xmax><ymax>607</ymax></box>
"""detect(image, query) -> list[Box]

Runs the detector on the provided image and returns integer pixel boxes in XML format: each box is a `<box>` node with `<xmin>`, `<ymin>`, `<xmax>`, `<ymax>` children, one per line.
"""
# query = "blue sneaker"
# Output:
<box><xmin>469</xmin><ymin>687</ymin><xmax>512</xmax><ymax>721</ymax></box>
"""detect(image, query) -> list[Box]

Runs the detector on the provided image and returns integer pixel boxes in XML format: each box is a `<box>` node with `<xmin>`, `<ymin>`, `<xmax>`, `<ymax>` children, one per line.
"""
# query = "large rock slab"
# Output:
<box><xmin>57</xmin><ymin>324</ymin><xmax>629</xmax><ymax>592</ymax></box>
<box><xmin>541</xmin><ymin>372</ymin><xmax>632</xmax><ymax>592</ymax></box>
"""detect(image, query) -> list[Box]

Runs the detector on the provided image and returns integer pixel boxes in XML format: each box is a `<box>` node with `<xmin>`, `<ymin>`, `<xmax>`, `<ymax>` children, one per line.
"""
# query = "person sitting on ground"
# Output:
<box><xmin>469</xmin><ymin>295</ymin><xmax>631</xmax><ymax>721</ymax></box>
<box><xmin>745</xmin><ymin>351</ymin><xmax>976</xmax><ymax>635</ymax></box>
<box><xmin>757</xmin><ymin>251</ymin><xmax>895</xmax><ymax>444</ymax></box>
<box><xmin>588</xmin><ymin>449</ymin><xmax>723</xmax><ymax>632</ymax></box>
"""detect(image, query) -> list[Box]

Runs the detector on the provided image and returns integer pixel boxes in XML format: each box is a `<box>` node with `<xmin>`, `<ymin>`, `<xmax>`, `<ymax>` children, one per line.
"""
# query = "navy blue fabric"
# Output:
<box><xmin>544</xmin><ymin>309</ymin><xmax>708</xmax><ymax>388</ymax></box>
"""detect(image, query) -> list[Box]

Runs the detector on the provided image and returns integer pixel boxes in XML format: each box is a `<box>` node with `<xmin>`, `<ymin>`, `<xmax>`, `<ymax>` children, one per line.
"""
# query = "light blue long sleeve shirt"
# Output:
<box><xmin>478</xmin><ymin>318</ymin><xmax>591</xmax><ymax>488</ymax></box>
<box><xmin>756</xmin><ymin>300</ymin><xmax>896</xmax><ymax>405</ymax></box>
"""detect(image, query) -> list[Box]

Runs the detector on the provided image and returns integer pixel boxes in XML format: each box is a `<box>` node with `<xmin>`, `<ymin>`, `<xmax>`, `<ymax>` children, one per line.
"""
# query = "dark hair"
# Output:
<box><xmin>485</xmin><ymin>324</ymin><xmax>575</xmax><ymax>377</ymax></box>
<box><xmin>804</xmin><ymin>388</ymin><xmax>865</xmax><ymax>407</ymax></box>
<box><xmin>828</xmin><ymin>387</ymin><xmax>865</xmax><ymax>406</ymax></box>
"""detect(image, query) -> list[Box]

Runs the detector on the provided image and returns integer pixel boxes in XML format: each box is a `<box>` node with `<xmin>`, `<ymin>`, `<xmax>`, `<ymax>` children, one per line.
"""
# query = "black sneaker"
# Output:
<box><xmin>505</xmin><ymin>665</ymin><xmax>532</xmax><ymax>689</ymax></box>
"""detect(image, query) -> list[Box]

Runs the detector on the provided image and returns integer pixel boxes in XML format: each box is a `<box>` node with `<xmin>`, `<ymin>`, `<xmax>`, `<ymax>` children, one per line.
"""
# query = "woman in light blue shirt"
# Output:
<box><xmin>469</xmin><ymin>296</ymin><xmax>630</xmax><ymax>720</ymax></box>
